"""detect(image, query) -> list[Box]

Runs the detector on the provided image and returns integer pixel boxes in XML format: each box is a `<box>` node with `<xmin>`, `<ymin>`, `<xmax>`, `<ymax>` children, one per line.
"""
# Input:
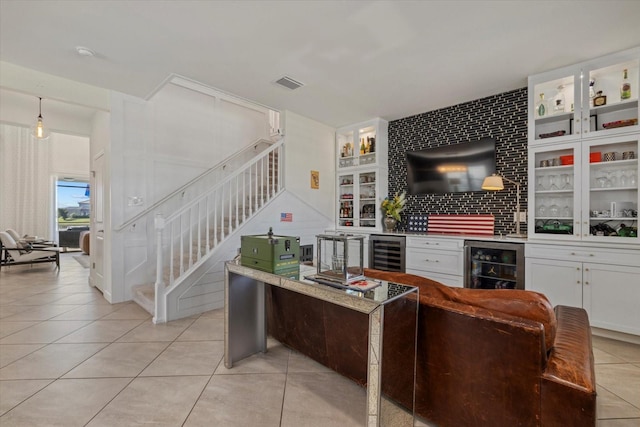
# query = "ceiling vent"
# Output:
<box><xmin>275</xmin><ymin>76</ymin><xmax>304</xmax><ymax>90</ymax></box>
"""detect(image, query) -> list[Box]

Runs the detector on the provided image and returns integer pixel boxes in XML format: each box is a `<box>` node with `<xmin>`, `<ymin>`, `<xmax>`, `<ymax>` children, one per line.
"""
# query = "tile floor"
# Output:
<box><xmin>0</xmin><ymin>254</ymin><xmax>638</xmax><ymax>426</ymax></box>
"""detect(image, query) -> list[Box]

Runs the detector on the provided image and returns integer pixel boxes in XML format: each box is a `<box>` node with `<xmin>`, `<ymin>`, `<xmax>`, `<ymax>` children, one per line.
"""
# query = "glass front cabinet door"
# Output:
<box><xmin>528</xmin><ymin>48</ymin><xmax>639</xmax><ymax>145</ymax></box>
<box><xmin>528</xmin><ymin>137</ymin><xmax>639</xmax><ymax>243</ymax></box>
<box><xmin>336</xmin><ymin>119</ymin><xmax>388</xmax><ymax>231</ymax></box>
<box><xmin>529</xmin><ymin>143</ymin><xmax>581</xmax><ymax>240</ymax></box>
<box><xmin>583</xmin><ymin>135</ymin><xmax>639</xmax><ymax>243</ymax></box>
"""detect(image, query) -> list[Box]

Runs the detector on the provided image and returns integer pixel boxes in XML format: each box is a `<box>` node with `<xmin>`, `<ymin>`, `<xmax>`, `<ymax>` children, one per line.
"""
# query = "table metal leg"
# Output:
<box><xmin>224</xmin><ymin>270</ymin><xmax>266</xmax><ymax>368</ymax></box>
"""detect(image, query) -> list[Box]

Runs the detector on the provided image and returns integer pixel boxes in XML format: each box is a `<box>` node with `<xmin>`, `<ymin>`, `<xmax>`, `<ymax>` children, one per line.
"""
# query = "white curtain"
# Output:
<box><xmin>0</xmin><ymin>123</ymin><xmax>52</xmax><ymax>240</ymax></box>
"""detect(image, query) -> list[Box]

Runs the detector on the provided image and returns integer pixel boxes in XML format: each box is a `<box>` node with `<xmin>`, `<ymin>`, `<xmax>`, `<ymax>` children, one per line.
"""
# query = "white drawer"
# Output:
<box><xmin>526</xmin><ymin>243</ymin><xmax>640</xmax><ymax>266</ymax></box>
<box><xmin>405</xmin><ymin>269</ymin><xmax>463</xmax><ymax>288</ymax></box>
<box><xmin>406</xmin><ymin>236</ymin><xmax>463</xmax><ymax>251</ymax></box>
<box><xmin>406</xmin><ymin>247</ymin><xmax>463</xmax><ymax>276</ymax></box>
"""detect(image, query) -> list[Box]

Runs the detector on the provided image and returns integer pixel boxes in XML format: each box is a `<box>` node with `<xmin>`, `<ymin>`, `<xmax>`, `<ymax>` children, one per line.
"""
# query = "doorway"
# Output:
<box><xmin>56</xmin><ymin>179</ymin><xmax>90</xmax><ymax>249</ymax></box>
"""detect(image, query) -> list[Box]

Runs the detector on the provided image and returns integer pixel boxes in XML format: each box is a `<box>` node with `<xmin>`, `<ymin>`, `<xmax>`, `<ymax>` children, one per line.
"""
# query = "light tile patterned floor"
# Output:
<box><xmin>0</xmin><ymin>254</ymin><xmax>638</xmax><ymax>426</ymax></box>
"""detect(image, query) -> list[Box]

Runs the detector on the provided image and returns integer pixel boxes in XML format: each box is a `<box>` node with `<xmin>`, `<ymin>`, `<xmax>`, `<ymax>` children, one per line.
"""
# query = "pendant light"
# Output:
<box><xmin>31</xmin><ymin>97</ymin><xmax>50</xmax><ymax>140</ymax></box>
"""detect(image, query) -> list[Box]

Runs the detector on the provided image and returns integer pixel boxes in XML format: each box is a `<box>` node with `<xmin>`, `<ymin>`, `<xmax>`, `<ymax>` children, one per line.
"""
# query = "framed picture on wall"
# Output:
<box><xmin>310</xmin><ymin>170</ymin><xmax>319</xmax><ymax>189</ymax></box>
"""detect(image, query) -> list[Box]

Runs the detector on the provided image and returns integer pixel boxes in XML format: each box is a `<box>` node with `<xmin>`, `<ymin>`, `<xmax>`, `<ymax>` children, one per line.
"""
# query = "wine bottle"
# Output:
<box><xmin>621</xmin><ymin>69</ymin><xmax>631</xmax><ymax>100</ymax></box>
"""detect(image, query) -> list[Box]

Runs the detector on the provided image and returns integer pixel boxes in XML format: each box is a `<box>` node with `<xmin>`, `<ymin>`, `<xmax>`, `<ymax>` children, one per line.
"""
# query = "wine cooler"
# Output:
<box><xmin>464</xmin><ymin>240</ymin><xmax>524</xmax><ymax>290</ymax></box>
<box><xmin>369</xmin><ymin>234</ymin><xmax>406</xmax><ymax>272</ymax></box>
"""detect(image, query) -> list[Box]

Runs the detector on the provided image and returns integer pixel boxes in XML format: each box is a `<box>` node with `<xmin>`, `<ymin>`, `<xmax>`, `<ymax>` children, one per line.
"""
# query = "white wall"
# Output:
<box><xmin>106</xmin><ymin>79</ymin><xmax>276</xmax><ymax>302</ymax></box>
<box><xmin>50</xmin><ymin>133</ymin><xmax>90</xmax><ymax>178</ymax></box>
<box><xmin>282</xmin><ymin>110</ymin><xmax>336</xmax><ymax>220</ymax></box>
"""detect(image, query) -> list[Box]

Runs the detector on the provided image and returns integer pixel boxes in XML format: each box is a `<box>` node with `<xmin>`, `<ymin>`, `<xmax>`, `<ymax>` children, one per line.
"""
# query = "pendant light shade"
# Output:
<box><xmin>31</xmin><ymin>97</ymin><xmax>50</xmax><ymax>140</ymax></box>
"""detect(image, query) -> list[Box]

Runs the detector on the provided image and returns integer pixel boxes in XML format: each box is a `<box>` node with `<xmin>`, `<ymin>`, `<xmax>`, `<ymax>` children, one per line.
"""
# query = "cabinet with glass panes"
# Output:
<box><xmin>528</xmin><ymin>48</ymin><xmax>639</xmax><ymax>245</ymax></box>
<box><xmin>336</xmin><ymin>119</ymin><xmax>388</xmax><ymax>231</ymax></box>
<box><xmin>528</xmin><ymin>47</ymin><xmax>639</xmax><ymax>145</ymax></box>
<box><xmin>528</xmin><ymin>135</ymin><xmax>638</xmax><ymax>244</ymax></box>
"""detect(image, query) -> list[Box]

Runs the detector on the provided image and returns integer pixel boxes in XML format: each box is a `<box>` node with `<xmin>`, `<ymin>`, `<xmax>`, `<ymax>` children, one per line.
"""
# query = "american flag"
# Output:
<box><xmin>280</xmin><ymin>212</ymin><xmax>292</xmax><ymax>222</ymax></box>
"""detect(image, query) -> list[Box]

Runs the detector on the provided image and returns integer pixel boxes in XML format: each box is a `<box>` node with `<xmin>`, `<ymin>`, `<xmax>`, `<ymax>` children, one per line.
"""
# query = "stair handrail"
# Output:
<box><xmin>163</xmin><ymin>139</ymin><xmax>283</xmax><ymax>224</ymax></box>
<box><xmin>153</xmin><ymin>139</ymin><xmax>283</xmax><ymax>323</ymax></box>
<box><xmin>114</xmin><ymin>137</ymin><xmax>274</xmax><ymax>231</ymax></box>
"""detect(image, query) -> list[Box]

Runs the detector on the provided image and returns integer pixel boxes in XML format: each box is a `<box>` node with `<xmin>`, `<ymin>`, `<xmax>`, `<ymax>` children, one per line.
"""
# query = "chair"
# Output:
<box><xmin>0</xmin><ymin>231</ymin><xmax>61</xmax><ymax>270</ymax></box>
<box><xmin>6</xmin><ymin>228</ymin><xmax>21</xmax><ymax>241</ymax></box>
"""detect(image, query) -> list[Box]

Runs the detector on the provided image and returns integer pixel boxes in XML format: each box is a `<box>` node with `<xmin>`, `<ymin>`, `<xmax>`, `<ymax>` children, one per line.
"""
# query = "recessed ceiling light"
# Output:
<box><xmin>75</xmin><ymin>46</ymin><xmax>95</xmax><ymax>57</ymax></box>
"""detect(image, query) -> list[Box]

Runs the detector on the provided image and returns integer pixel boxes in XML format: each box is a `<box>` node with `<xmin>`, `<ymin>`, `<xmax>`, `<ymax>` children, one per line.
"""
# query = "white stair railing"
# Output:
<box><xmin>153</xmin><ymin>140</ymin><xmax>283</xmax><ymax>322</ymax></box>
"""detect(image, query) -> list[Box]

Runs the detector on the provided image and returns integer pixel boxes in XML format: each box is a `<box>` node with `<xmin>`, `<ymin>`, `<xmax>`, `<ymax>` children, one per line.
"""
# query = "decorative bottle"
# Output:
<box><xmin>536</xmin><ymin>93</ymin><xmax>546</xmax><ymax>117</ymax></box>
<box><xmin>553</xmin><ymin>86</ymin><xmax>565</xmax><ymax>113</ymax></box>
<box><xmin>589</xmin><ymin>79</ymin><xmax>596</xmax><ymax>108</ymax></box>
<box><xmin>360</xmin><ymin>138</ymin><xmax>365</xmax><ymax>155</ymax></box>
<box><xmin>621</xmin><ymin>69</ymin><xmax>631</xmax><ymax>100</ymax></box>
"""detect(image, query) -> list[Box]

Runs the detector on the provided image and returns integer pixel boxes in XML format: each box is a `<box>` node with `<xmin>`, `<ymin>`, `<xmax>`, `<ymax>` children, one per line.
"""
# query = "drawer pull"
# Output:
<box><xmin>425</xmin><ymin>259</ymin><xmax>440</xmax><ymax>263</ymax></box>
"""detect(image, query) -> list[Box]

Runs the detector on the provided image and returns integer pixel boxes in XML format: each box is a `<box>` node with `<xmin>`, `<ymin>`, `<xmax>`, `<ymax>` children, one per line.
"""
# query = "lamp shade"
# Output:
<box><xmin>482</xmin><ymin>175</ymin><xmax>504</xmax><ymax>191</ymax></box>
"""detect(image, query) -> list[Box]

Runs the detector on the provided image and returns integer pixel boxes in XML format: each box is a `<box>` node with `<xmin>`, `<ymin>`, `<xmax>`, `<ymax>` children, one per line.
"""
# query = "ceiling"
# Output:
<box><xmin>1</xmin><ymin>1</ymin><xmax>640</xmax><ymax>128</ymax></box>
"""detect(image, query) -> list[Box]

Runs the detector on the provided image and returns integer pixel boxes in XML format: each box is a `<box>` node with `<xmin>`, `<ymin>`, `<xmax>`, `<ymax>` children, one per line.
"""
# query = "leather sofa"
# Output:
<box><xmin>266</xmin><ymin>268</ymin><xmax>596</xmax><ymax>426</ymax></box>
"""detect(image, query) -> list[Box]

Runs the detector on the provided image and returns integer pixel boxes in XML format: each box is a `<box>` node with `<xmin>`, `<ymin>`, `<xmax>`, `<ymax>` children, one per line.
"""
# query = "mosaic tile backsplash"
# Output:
<box><xmin>388</xmin><ymin>87</ymin><xmax>528</xmax><ymax>235</ymax></box>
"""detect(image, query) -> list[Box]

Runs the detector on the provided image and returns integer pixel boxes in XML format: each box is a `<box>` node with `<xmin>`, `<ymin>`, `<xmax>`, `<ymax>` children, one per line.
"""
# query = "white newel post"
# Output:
<box><xmin>154</xmin><ymin>213</ymin><xmax>166</xmax><ymax>324</ymax></box>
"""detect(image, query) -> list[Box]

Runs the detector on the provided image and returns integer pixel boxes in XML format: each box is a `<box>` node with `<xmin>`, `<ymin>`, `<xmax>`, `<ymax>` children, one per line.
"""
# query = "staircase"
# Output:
<box><xmin>129</xmin><ymin>139</ymin><xmax>284</xmax><ymax>323</ymax></box>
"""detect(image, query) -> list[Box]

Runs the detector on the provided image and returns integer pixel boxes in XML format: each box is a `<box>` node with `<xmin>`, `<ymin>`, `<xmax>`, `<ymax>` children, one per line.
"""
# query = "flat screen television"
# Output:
<box><xmin>406</xmin><ymin>138</ymin><xmax>496</xmax><ymax>195</ymax></box>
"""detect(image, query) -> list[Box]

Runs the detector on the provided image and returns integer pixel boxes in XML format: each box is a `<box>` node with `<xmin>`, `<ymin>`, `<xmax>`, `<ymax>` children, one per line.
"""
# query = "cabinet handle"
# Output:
<box><xmin>425</xmin><ymin>259</ymin><xmax>440</xmax><ymax>263</ymax></box>
<box><xmin>577</xmin><ymin>280</ymin><xmax>581</xmax><ymax>284</ymax></box>
<box><xmin>585</xmin><ymin>268</ymin><xmax>589</xmax><ymax>271</ymax></box>
<box><xmin>571</xmin><ymin>252</ymin><xmax>576</xmax><ymax>255</ymax></box>
<box><xmin>585</xmin><ymin>281</ymin><xmax>589</xmax><ymax>285</ymax></box>
<box><xmin>576</xmin><ymin>267</ymin><xmax>580</xmax><ymax>270</ymax></box>
<box><xmin>589</xmin><ymin>254</ymin><xmax>594</xmax><ymax>257</ymax></box>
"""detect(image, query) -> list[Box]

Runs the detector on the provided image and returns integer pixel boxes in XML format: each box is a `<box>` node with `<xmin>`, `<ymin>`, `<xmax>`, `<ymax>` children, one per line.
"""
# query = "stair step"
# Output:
<box><xmin>132</xmin><ymin>284</ymin><xmax>155</xmax><ymax>315</ymax></box>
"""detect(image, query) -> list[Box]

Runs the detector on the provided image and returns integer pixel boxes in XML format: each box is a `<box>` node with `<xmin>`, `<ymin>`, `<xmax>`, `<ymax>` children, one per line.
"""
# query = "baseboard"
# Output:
<box><xmin>592</xmin><ymin>327</ymin><xmax>640</xmax><ymax>345</ymax></box>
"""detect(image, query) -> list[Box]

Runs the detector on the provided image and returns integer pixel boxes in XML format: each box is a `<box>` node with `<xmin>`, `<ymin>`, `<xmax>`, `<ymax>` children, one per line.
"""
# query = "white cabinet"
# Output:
<box><xmin>528</xmin><ymin>47</ymin><xmax>640</xmax><ymax>245</ymax></box>
<box><xmin>336</xmin><ymin>118</ymin><xmax>388</xmax><ymax>231</ymax></box>
<box><xmin>528</xmin><ymin>135</ymin><xmax>639</xmax><ymax>243</ymax></box>
<box><xmin>526</xmin><ymin>243</ymin><xmax>640</xmax><ymax>336</ymax></box>
<box><xmin>405</xmin><ymin>236</ymin><xmax>464</xmax><ymax>287</ymax></box>
<box><xmin>528</xmin><ymin>47</ymin><xmax>639</xmax><ymax>145</ymax></box>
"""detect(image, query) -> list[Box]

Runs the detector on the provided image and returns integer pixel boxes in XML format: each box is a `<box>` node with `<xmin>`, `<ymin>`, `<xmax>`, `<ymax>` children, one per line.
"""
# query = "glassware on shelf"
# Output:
<box><xmin>595</xmin><ymin>169</ymin><xmax>609</xmax><ymax>188</ymax></box>
<box><xmin>548</xmin><ymin>174</ymin><xmax>560</xmax><ymax>190</ymax></box>
<box><xmin>620</xmin><ymin>170</ymin><xmax>629</xmax><ymax>187</ymax></box>
<box><xmin>560</xmin><ymin>173</ymin><xmax>572</xmax><ymax>190</ymax></box>
<box><xmin>607</xmin><ymin>170</ymin><xmax>619</xmax><ymax>187</ymax></box>
<box><xmin>536</xmin><ymin>175</ymin><xmax>547</xmax><ymax>191</ymax></box>
<box><xmin>536</xmin><ymin>93</ymin><xmax>547</xmax><ymax>117</ymax></box>
<box><xmin>562</xmin><ymin>198</ymin><xmax>572</xmax><ymax>217</ymax></box>
<box><xmin>629</xmin><ymin>170</ymin><xmax>638</xmax><ymax>187</ymax></box>
<box><xmin>537</xmin><ymin>199</ymin><xmax>547</xmax><ymax>217</ymax></box>
<box><xmin>548</xmin><ymin>201</ymin><xmax>560</xmax><ymax>217</ymax></box>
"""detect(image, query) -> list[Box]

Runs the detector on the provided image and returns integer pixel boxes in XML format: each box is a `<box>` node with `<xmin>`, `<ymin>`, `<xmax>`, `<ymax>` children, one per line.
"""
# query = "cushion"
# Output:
<box><xmin>364</xmin><ymin>268</ymin><xmax>557</xmax><ymax>352</ymax></box>
<box><xmin>16</xmin><ymin>240</ymin><xmax>33</xmax><ymax>253</ymax></box>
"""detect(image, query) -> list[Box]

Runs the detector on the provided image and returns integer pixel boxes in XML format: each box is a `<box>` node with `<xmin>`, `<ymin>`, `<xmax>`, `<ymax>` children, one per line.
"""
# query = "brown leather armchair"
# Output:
<box><xmin>266</xmin><ymin>269</ymin><xmax>596</xmax><ymax>426</ymax></box>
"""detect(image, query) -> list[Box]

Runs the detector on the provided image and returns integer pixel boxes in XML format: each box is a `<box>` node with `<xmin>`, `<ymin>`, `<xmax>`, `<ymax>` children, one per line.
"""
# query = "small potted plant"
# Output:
<box><xmin>380</xmin><ymin>191</ymin><xmax>406</xmax><ymax>232</ymax></box>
